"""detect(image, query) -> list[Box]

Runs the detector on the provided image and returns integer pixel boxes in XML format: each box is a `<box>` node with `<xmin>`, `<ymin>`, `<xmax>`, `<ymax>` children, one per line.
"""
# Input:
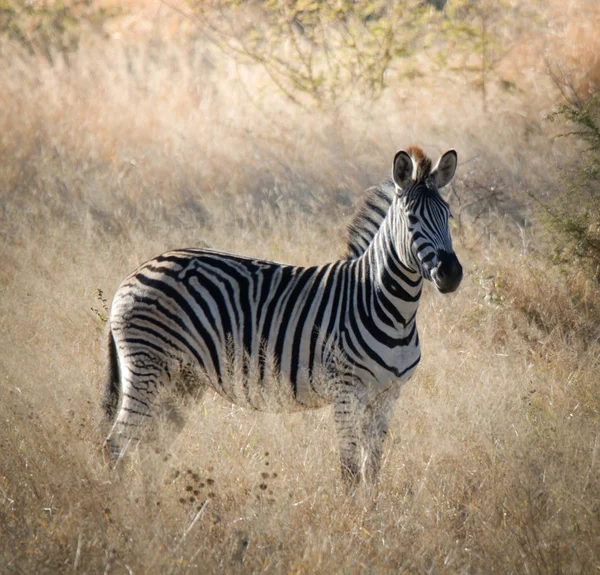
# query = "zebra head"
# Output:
<box><xmin>392</xmin><ymin>148</ymin><xmax>463</xmax><ymax>294</ymax></box>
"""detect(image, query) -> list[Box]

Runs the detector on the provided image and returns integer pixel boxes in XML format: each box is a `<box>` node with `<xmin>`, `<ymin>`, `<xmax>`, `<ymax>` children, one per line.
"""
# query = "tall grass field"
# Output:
<box><xmin>1</xmin><ymin>0</ymin><xmax>599</xmax><ymax>572</ymax></box>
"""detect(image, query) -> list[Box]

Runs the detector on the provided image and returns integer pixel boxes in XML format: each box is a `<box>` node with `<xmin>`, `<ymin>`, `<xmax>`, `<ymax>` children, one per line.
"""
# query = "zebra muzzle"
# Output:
<box><xmin>431</xmin><ymin>251</ymin><xmax>463</xmax><ymax>294</ymax></box>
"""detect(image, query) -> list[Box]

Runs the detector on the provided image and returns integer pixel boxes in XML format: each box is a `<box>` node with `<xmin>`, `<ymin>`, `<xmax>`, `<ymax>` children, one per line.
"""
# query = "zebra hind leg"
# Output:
<box><xmin>152</xmin><ymin>363</ymin><xmax>209</xmax><ymax>455</ymax></box>
<box><xmin>104</xmin><ymin>357</ymin><xmax>208</xmax><ymax>466</ymax></box>
<box><xmin>104</xmin><ymin>350</ymin><xmax>173</xmax><ymax>466</ymax></box>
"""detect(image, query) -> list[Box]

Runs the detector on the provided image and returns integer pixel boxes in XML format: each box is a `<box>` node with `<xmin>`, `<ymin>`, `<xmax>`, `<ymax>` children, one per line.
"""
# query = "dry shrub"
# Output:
<box><xmin>545</xmin><ymin>0</ymin><xmax>600</xmax><ymax>99</ymax></box>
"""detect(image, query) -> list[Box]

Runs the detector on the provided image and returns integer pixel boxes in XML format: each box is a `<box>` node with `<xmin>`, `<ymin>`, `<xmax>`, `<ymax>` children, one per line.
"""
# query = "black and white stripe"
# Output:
<box><xmin>103</xmin><ymin>147</ymin><xmax>462</xmax><ymax>483</ymax></box>
<box><xmin>345</xmin><ymin>176</ymin><xmax>396</xmax><ymax>259</ymax></box>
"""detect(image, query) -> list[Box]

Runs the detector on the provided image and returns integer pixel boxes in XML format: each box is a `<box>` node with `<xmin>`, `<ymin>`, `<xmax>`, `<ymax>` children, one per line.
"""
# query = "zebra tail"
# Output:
<box><xmin>102</xmin><ymin>328</ymin><xmax>121</xmax><ymax>422</ymax></box>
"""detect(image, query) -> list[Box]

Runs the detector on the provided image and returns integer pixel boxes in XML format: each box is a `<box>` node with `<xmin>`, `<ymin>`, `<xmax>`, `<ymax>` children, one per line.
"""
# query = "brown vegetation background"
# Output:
<box><xmin>0</xmin><ymin>0</ymin><xmax>599</xmax><ymax>572</ymax></box>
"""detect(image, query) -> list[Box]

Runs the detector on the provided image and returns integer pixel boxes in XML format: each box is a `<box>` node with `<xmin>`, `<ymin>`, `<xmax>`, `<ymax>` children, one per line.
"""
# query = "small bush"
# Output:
<box><xmin>542</xmin><ymin>92</ymin><xmax>600</xmax><ymax>282</ymax></box>
<box><xmin>188</xmin><ymin>0</ymin><xmax>436</xmax><ymax>107</ymax></box>
<box><xmin>0</xmin><ymin>0</ymin><xmax>120</xmax><ymax>64</ymax></box>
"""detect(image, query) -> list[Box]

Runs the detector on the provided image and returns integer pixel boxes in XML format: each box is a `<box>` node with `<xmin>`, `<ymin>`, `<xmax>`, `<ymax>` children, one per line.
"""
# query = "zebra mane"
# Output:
<box><xmin>345</xmin><ymin>146</ymin><xmax>433</xmax><ymax>259</ymax></box>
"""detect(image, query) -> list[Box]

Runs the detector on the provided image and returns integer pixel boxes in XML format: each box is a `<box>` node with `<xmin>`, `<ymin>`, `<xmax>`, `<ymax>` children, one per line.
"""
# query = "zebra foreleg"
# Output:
<box><xmin>360</xmin><ymin>386</ymin><xmax>401</xmax><ymax>484</ymax></box>
<box><xmin>333</xmin><ymin>386</ymin><xmax>369</xmax><ymax>486</ymax></box>
<box><xmin>333</xmin><ymin>384</ymin><xmax>401</xmax><ymax>487</ymax></box>
<box><xmin>334</xmin><ymin>413</ymin><xmax>361</xmax><ymax>484</ymax></box>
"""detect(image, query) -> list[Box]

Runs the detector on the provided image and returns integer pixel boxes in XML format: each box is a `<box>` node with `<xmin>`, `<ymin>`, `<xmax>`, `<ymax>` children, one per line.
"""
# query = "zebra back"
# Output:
<box><xmin>345</xmin><ymin>146</ymin><xmax>434</xmax><ymax>259</ymax></box>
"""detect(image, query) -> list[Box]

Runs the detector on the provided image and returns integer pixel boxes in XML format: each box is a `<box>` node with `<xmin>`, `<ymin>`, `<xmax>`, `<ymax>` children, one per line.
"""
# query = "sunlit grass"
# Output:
<box><xmin>1</xmin><ymin>1</ymin><xmax>599</xmax><ymax>572</ymax></box>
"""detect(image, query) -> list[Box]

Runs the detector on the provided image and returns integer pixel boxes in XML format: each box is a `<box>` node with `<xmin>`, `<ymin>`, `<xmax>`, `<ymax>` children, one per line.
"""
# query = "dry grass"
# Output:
<box><xmin>1</xmin><ymin>1</ymin><xmax>599</xmax><ymax>573</ymax></box>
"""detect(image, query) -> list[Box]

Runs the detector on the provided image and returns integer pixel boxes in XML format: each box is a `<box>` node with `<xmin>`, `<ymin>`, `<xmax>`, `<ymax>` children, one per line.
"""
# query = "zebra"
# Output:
<box><xmin>103</xmin><ymin>147</ymin><xmax>462</xmax><ymax>483</ymax></box>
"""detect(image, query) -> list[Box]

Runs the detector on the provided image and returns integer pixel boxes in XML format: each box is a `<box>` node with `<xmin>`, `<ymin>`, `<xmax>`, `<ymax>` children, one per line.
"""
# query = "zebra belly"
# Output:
<box><xmin>200</xmin><ymin>327</ymin><xmax>337</xmax><ymax>412</ymax></box>
<box><xmin>205</xmin><ymin>366</ymin><xmax>332</xmax><ymax>413</ymax></box>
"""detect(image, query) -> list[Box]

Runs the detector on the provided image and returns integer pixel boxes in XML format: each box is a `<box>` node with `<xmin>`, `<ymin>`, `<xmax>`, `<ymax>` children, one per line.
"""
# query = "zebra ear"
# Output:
<box><xmin>432</xmin><ymin>150</ymin><xmax>457</xmax><ymax>189</ymax></box>
<box><xmin>392</xmin><ymin>151</ymin><xmax>413</xmax><ymax>191</ymax></box>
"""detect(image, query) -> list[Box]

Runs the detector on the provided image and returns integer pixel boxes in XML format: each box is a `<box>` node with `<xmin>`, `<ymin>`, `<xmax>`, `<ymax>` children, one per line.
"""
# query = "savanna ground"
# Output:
<box><xmin>1</xmin><ymin>0</ymin><xmax>599</xmax><ymax>572</ymax></box>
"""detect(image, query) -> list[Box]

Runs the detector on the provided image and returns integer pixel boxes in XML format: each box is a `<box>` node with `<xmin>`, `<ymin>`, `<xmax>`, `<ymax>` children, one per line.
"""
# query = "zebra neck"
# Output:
<box><xmin>357</xmin><ymin>216</ymin><xmax>423</xmax><ymax>332</ymax></box>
